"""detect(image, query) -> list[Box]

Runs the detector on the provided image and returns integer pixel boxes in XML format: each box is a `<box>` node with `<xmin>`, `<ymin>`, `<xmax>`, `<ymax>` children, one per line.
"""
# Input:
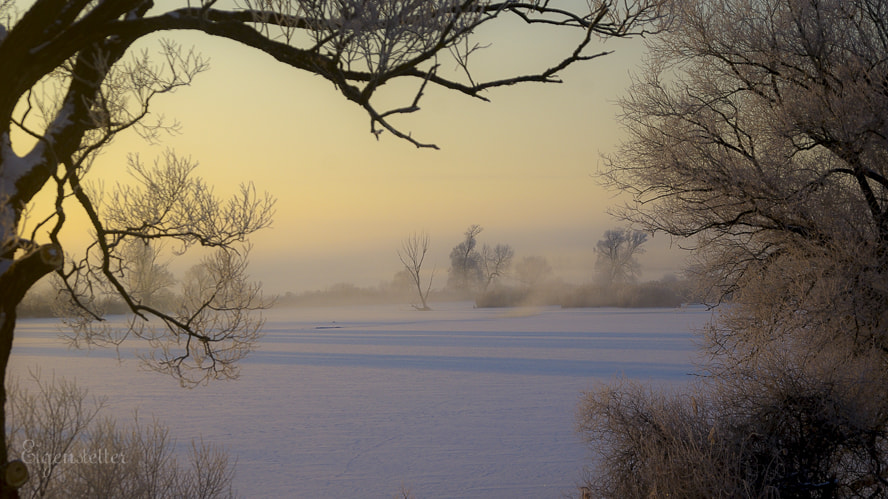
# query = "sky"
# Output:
<box><xmin>28</xmin><ymin>9</ymin><xmax>688</xmax><ymax>294</ymax></box>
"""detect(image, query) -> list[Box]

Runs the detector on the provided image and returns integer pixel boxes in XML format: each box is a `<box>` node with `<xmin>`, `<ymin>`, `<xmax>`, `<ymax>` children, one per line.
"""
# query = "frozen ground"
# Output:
<box><xmin>8</xmin><ymin>302</ymin><xmax>713</xmax><ymax>498</ymax></box>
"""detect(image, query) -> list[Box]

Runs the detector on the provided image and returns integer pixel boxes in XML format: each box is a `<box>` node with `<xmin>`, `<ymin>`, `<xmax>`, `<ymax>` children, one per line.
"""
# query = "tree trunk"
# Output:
<box><xmin>0</xmin><ymin>308</ymin><xmax>17</xmax><ymax>499</ymax></box>
<box><xmin>413</xmin><ymin>279</ymin><xmax>430</xmax><ymax>311</ymax></box>
<box><xmin>0</xmin><ymin>243</ymin><xmax>63</xmax><ymax>497</ymax></box>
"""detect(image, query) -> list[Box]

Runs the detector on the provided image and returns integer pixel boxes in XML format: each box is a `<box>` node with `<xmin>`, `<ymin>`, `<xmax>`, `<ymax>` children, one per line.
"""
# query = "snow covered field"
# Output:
<box><xmin>8</xmin><ymin>302</ymin><xmax>713</xmax><ymax>498</ymax></box>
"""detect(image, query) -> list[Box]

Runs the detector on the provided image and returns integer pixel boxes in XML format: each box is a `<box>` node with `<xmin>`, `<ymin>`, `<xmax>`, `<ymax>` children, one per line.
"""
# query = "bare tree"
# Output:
<box><xmin>447</xmin><ymin>224</ymin><xmax>483</xmax><ymax>293</ymax></box>
<box><xmin>54</xmin><ymin>164</ymin><xmax>272</xmax><ymax>386</ymax></box>
<box><xmin>398</xmin><ymin>231</ymin><xmax>434</xmax><ymax>311</ymax></box>
<box><xmin>0</xmin><ymin>0</ymin><xmax>666</xmax><ymax>492</ymax></box>
<box><xmin>480</xmin><ymin>243</ymin><xmax>514</xmax><ymax>293</ymax></box>
<box><xmin>118</xmin><ymin>240</ymin><xmax>176</xmax><ymax>310</ymax></box>
<box><xmin>594</xmin><ymin>228</ymin><xmax>647</xmax><ymax>287</ymax></box>
<box><xmin>586</xmin><ymin>0</ymin><xmax>888</xmax><ymax>494</ymax></box>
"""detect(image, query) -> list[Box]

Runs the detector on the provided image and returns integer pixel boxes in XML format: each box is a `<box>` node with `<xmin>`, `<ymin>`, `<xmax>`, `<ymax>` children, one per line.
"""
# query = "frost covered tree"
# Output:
<box><xmin>586</xmin><ymin>0</ymin><xmax>888</xmax><ymax>495</ymax></box>
<box><xmin>0</xmin><ymin>0</ymin><xmax>665</xmax><ymax>493</ymax></box>
<box><xmin>602</xmin><ymin>0</ymin><xmax>888</xmax><ymax>363</ymax></box>
<box><xmin>593</xmin><ymin>228</ymin><xmax>647</xmax><ymax>287</ymax></box>
<box><xmin>448</xmin><ymin>225</ymin><xmax>512</xmax><ymax>294</ymax></box>
<box><xmin>447</xmin><ymin>224</ymin><xmax>483</xmax><ymax>293</ymax></box>
<box><xmin>117</xmin><ymin>240</ymin><xmax>176</xmax><ymax>310</ymax></box>
<box><xmin>398</xmin><ymin>231</ymin><xmax>433</xmax><ymax>310</ymax></box>
<box><xmin>479</xmin><ymin>242</ymin><xmax>513</xmax><ymax>292</ymax></box>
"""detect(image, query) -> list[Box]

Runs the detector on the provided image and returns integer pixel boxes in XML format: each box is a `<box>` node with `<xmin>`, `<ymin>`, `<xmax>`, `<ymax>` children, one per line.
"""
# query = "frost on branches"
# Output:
<box><xmin>587</xmin><ymin>1</ymin><xmax>888</xmax><ymax>496</ymax></box>
<box><xmin>603</xmin><ymin>0</ymin><xmax>888</xmax><ymax>358</ymax></box>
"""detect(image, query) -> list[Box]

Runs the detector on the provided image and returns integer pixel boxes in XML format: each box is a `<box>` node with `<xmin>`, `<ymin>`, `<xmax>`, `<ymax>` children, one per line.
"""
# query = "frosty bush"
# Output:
<box><xmin>5</xmin><ymin>370</ymin><xmax>236</xmax><ymax>498</ymax></box>
<box><xmin>580</xmin><ymin>350</ymin><xmax>888</xmax><ymax>497</ymax></box>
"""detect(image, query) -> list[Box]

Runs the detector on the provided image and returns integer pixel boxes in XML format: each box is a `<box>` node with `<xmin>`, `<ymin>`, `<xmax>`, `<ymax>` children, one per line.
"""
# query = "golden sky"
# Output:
<box><xmin>38</xmin><ymin>22</ymin><xmax>687</xmax><ymax>294</ymax></box>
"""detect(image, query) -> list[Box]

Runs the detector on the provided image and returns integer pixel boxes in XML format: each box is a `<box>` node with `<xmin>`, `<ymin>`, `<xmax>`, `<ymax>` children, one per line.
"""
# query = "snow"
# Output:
<box><xmin>0</xmin><ymin>132</ymin><xmax>44</xmax><ymax>196</ymax></box>
<box><xmin>43</xmin><ymin>101</ymin><xmax>75</xmax><ymax>137</ymax></box>
<box><xmin>8</xmin><ymin>303</ymin><xmax>713</xmax><ymax>498</ymax></box>
<box><xmin>0</xmin><ymin>100</ymin><xmax>75</xmax><ymax>247</ymax></box>
<box><xmin>0</xmin><ymin>101</ymin><xmax>74</xmax><ymax>190</ymax></box>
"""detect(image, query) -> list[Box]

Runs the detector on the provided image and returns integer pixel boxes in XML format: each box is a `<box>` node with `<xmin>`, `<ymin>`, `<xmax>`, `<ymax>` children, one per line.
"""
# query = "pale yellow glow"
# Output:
<box><xmin>27</xmin><ymin>28</ymin><xmax>687</xmax><ymax>293</ymax></box>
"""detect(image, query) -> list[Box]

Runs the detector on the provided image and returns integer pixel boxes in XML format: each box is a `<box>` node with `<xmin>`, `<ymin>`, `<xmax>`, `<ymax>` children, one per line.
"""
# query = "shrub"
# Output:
<box><xmin>474</xmin><ymin>287</ymin><xmax>533</xmax><ymax>308</ymax></box>
<box><xmin>5</xmin><ymin>370</ymin><xmax>237</xmax><ymax>498</ymax></box>
<box><xmin>578</xmin><ymin>352</ymin><xmax>888</xmax><ymax>498</ymax></box>
<box><xmin>561</xmin><ymin>282</ymin><xmax>683</xmax><ymax>308</ymax></box>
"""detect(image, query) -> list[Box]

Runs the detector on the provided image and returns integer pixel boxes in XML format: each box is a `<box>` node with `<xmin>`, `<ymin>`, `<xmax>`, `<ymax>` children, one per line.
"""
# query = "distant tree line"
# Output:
<box><xmin>457</xmin><ymin>224</ymin><xmax>691</xmax><ymax>309</ymax></box>
<box><xmin>276</xmin><ymin>225</ymin><xmax>695</xmax><ymax>310</ymax></box>
<box><xmin>18</xmin><ymin>227</ymin><xmax>692</xmax><ymax>315</ymax></box>
<box><xmin>17</xmin><ymin>241</ymin><xmax>264</xmax><ymax>325</ymax></box>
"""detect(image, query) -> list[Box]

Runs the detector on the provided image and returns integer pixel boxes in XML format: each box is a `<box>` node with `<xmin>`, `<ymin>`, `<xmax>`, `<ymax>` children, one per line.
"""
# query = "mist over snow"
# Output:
<box><xmin>9</xmin><ymin>303</ymin><xmax>712</xmax><ymax>498</ymax></box>
<box><xmin>249</xmin><ymin>228</ymin><xmax>687</xmax><ymax>295</ymax></box>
